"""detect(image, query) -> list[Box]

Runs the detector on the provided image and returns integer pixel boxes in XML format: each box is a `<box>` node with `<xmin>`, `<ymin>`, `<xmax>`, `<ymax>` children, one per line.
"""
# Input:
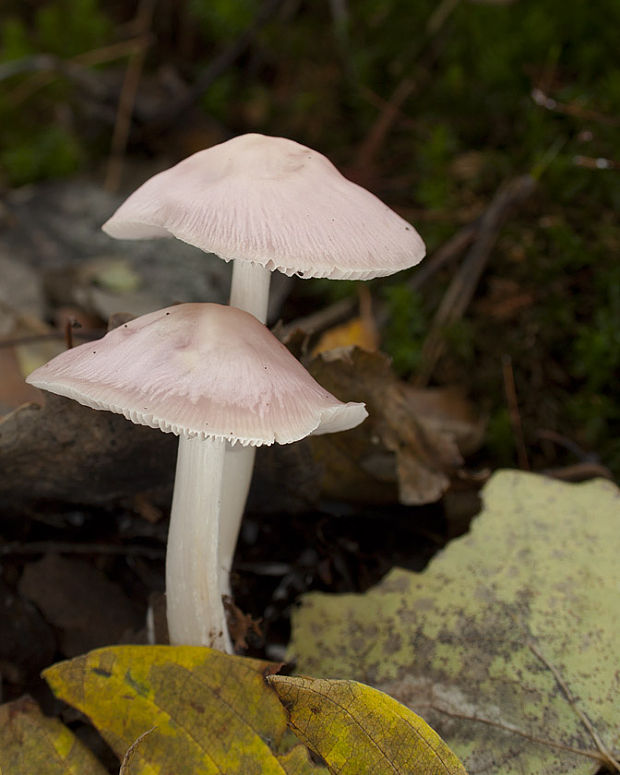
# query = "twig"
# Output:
<box><xmin>409</xmin><ymin>221</ymin><xmax>478</xmax><ymax>291</ymax></box>
<box><xmin>431</xmin><ymin>704</ymin><xmax>612</xmax><ymax>765</ymax></box>
<box><xmin>354</xmin><ymin>0</ymin><xmax>460</xmax><ymax>173</ymax></box>
<box><xmin>531</xmin><ymin>87</ymin><xmax>620</xmax><ymax>128</ymax></box>
<box><xmin>63</xmin><ymin>318</ymin><xmax>82</xmax><ymax>350</ymax></box>
<box><xmin>0</xmin><ymin>54</ymin><xmax>107</xmax><ymax>98</ymax></box>
<box><xmin>414</xmin><ymin>174</ymin><xmax>536</xmax><ymax>386</ymax></box>
<box><xmin>542</xmin><ymin>462</ymin><xmax>614</xmax><ymax>482</ymax></box>
<box><xmin>537</xmin><ymin>428</ymin><xmax>599</xmax><ymax>463</ymax></box>
<box><xmin>501</xmin><ymin>354</ymin><xmax>529</xmax><ymax>469</ymax></box>
<box><xmin>426</xmin><ymin>0</ymin><xmax>461</xmax><ymax>35</ymax></box>
<box><xmin>528</xmin><ymin>640</ymin><xmax>620</xmax><ymax>772</ymax></box>
<box><xmin>0</xmin><ymin>330</ymin><xmax>103</xmax><ymax>349</ymax></box>
<box><xmin>355</xmin><ymin>78</ymin><xmax>417</xmax><ymax>174</ymax></box>
<box><xmin>104</xmin><ymin>0</ymin><xmax>156</xmax><ymax>191</ymax></box>
<box><xmin>276</xmin><ymin>297</ymin><xmax>357</xmax><ymax>342</ymax></box>
<box><xmin>573</xmin><ymin>154</ymin><xmax>619</xmax><ymax>171</ymax></box>
<box><xmin>0</xmin><ymin>542</ymin><xmax>164</xmax><ymax>559</ymax></box>
<box><xmin>119</xmin><ymin>727</ymin><xmax>157</xmax><ymax>775</ymax></box>
<box><xmin>3</xmin><ymin>40</ymin><xmax>146</xmax><ymax>107</ymax></box>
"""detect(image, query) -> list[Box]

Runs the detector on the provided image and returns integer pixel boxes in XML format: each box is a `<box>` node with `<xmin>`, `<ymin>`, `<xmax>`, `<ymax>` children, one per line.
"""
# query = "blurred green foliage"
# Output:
<box><xmin>190</xmin><ymin>0</ymin><xmax>259</xmax><ymax>38</ymax></box>
<box><xmin>0</xmin><ymin>0</ymin><xmax>617</xmax><ymax>473</ymax></box>
<box><xmin>381</xmin><ymin>285</ymin><xmax>429</xmax><ymax>374</ymax></box>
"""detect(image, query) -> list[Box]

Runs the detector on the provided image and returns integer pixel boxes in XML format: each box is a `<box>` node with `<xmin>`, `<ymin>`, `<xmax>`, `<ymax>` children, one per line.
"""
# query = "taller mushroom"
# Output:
<box><xmin>102</xmin><ymin>133</ymin><xmax>426</xmax><ymax>324</ymax></box>
<box><xmin>101</xmin><ymin>133</ymin><xmax>426</xmax><ymax>620</ymax></box>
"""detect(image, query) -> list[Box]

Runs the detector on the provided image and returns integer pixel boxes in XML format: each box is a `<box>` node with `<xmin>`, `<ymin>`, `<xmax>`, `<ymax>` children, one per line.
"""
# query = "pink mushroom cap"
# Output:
<box><xmin>26</xmin><ymin>303</ymin><xmax>367</xmax><ymax>446</ymax></box>
<box><xmin>102</xmin><ymin>133</ymin><xmax>425</xmax><ymax>280</ymax></box>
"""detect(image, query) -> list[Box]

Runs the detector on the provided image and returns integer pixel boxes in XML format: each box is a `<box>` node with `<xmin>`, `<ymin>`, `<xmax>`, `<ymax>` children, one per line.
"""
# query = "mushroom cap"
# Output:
<box><xmin>102</xmin><ymin>133</ymin><xmax>425</xmax><ymax>280</ymax></box>
<box><xmin>26</xmin><ymin>303</ymin><xmax>367</xmax><ymax>446</ymax></box>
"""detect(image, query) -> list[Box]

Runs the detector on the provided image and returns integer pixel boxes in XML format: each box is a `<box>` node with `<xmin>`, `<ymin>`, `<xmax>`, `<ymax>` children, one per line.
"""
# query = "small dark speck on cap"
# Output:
<box><xmin>93</xmin><ymin>351</ymin><xmax>96</xmax><ymax>354</ymax></box>
<box><xmin>165</xmin><ymin>312</ymin><xmax>170</xmax><ymax>315</ymax></box>
<box><xmin>405</xmin><ymin>226</ymin><xmax>410</xmax><ymax>230</ymax></box>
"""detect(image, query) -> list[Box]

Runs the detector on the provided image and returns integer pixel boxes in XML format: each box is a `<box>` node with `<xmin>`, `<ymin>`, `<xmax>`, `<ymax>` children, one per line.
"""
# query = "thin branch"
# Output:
<box><xmin>531</xmin><ymin>87</ymin><xmax>620</xmax><ymax>128</ymax></box>
<box><xmin>502</xmin><ymin>353</ymin><xmax>529</xmax><ymax>469</ymax></box>
<box><xmin>3</xmin><ymin>40</ymin><xmax>146</xmax><ymax>107</ymax></box>
<box><xmin>409</xmin><ymin>221</ymin><xmax>478</xmax><ymax>291</ymax></box>
<box><xmin>414</xmin><ymin>175</ymin><xmax>536</xmax><ymax>386</ymax></box>
<box><xmin>0</xmin><ymin>330</ymin><xmax>103</xmax><ymax>349</ymax></box>
<box><xmin>573</xmin><ymin>154</ymin><xmax>619</xmax><ymax>171</ymax></box>
<box><xmin>353</xmin><ymin>0</ymin><xmax>460</xmax><ymax>174</ymax></box>
<box><xmin>431</xmin><ymin>703</ymin><xmax>611</xmax><ymax>765</ymax></box>
<box><xmin>543</xmin><ymin>462</ymin><xmax>613</xmax><ymax>482</ymax></box>
<box><xmin>528</xmin><ymin>640</ymin><xmax>620</xmax><ymax>772</ymax></box>
<box><xmin>119</xmin><ymin>727</ymin><xmax>157</xmax><ymax>775</ymax></box>
<box><xmin>355</xmin><ymin>77</ymin><xmax>417</xmax><ymax>174</ymax></box>
<box><xmin>276</xmin><ymin>297</ymin><xmax>357</xmax><ymax>342</ymax></box>
<box><xmin>104</xmin><ymin>0</ymin><xmax>156</xmax><ymax>191</ymax></box>
<box><xmin>537</xmin><ymin>428</ymin><xmax>599</xmax><ymax>463</ymax></box>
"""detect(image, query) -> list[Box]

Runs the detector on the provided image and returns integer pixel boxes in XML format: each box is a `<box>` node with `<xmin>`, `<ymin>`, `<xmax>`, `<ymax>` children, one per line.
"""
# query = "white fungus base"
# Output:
<box><xmin>166</xmin><ymin>435</ymin><xmax>232</xmax><ymax>652</ymax></box>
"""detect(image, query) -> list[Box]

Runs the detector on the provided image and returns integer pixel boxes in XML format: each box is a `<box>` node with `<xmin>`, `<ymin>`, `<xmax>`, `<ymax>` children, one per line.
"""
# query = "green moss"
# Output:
<box><xmin>35</xmin><ymin>0</ymin><xmax>112</xmax><ymax>57</ymax></box>
<box><xmin>381</xmin><ymin>285</ymin><xmax>428</xmax><ymax>375</ymax></box>
<box><xmin>0</xmin><ymin>125</ymin><xmax>83</xmax><ymax>186</ymax></box>
<box><xmin>0</xmin><ymin>17</ymin><xmax>34</xmax><ymax>60</ymax></box>
<box><xmin>189</xmin><ymin>0</ymin><xmax>259</xmax><ymax>37</ymax></box>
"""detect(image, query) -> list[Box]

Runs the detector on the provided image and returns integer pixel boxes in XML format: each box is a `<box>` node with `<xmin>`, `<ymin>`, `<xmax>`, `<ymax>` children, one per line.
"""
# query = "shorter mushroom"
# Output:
<box><xmin>26</xmin><ymin>303</ymin><xmax>366</xmax><ymax>652</ymax></box>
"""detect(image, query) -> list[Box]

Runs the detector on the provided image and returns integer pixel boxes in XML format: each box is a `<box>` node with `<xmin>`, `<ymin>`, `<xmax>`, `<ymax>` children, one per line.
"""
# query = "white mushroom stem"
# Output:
<box><xmin>229</xmin><ymin>260</ymin><xmax>271</xmax><ymax>324</ymax></box>
<box><xmin>218</xmin><ymin>260</ymin><xmax>271</xmax><ymax>597</ymax></box>
<box><xmin>166</xmin><ymin>435</ymin><xmax>232</xmax><ymax>652</ymax></box>
<box><xmin>219</xmin><ymin>442</ymin><xmax>257</xmax><ymax>594</ymax></box>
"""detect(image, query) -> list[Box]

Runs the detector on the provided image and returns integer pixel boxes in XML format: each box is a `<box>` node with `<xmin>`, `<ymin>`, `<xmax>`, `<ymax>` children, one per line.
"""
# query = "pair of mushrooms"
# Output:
<box><xmin>27</xmin><ymin>134</ymin><xmax>425</xmax><ymax>653</ymax></box>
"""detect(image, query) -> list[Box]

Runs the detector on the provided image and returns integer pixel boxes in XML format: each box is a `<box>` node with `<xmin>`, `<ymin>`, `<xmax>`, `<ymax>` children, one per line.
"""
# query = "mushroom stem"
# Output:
<box><xmin>219</xmin><ymin>442</ymin><xmax>257</xmax><ymax>594</ymax></box>
<box><xmin>218</xmin><ymin>260</ymin><xmax>271</xmax><ymax>608</ymax></box>
<box><xmin>229</xmin><ymin>260</ymin><xmax>271</xmax><ymax>324</ymax></box>
<box><xmin>166</xmin><ymin>435</ymin><xmax>232</xmax><ymax>652</ymax></box>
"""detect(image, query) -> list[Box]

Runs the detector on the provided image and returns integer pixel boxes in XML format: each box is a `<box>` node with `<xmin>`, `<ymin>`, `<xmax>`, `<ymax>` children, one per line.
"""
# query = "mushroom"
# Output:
<box><xmin>102</xmin><ymin>133</ymin><xmax>426</xmax><ymax>324</ymax></box>
<box><xmin>101</xmin><ymin>133</ymin><xmax>425</xmax><ymax>614</ymax></box>
<box><xmin>26</xmin><ymin>303</ymin><xmax>367</xmax><ymax>652</ymax></box>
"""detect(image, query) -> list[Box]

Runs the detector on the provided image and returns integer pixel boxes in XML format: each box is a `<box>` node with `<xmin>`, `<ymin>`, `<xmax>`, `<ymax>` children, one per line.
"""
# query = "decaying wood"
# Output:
<box><xmin>0</xmin><ymin>394</ymin><xmax>177</xmax><ymax>509</ymax></box>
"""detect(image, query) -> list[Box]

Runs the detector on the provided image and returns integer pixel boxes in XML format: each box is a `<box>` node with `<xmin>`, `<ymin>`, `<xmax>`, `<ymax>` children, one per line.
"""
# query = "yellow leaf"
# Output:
<box><xmin>44</xmin><ymin>645</ymin><xmax>325</xmax><ymax>775</ymax></box>
<box><xmin>268</xmin><ymin>675</ymin><xmax>468</xmax><ymax>774</ymax></box>
<box><xmin>311</xmin><ymin>317</ymin><xmax>379</xmax><ymax>357</ymax></box>
<box><xmin>0</xmin><ymin>696</ymin><xmax>108</xmax><ymax>775</ymax></box>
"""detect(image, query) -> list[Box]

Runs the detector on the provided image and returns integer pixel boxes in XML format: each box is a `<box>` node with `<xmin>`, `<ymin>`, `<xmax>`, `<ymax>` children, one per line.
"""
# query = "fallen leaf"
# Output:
<box><xmin>311</xmin><ymin>317</ymin><xmax>379</xmax><ymax>356</ymax></box>
<box><xmin>289</xmin><ymin>471</ymin><xmax>620</xmax><ymax>775</ymax></box>
<box><xmin>268</xmin><ymin>674</ymin><xmax>467</xmax><ymax>774</ymax></box>
<box><xmin>44</xmin><ymin>645</ymin><xmax>326</xmax><ymax>774</ymax></box>
<box><xmin>308</xmin><ymin>348</ymin><xmax>480</xmax><ymax>505</ymax></box>
<box><xmin>0</xmin><ymin>696</ymin><xmax>108</xmax><ymax>775</ymax></box>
